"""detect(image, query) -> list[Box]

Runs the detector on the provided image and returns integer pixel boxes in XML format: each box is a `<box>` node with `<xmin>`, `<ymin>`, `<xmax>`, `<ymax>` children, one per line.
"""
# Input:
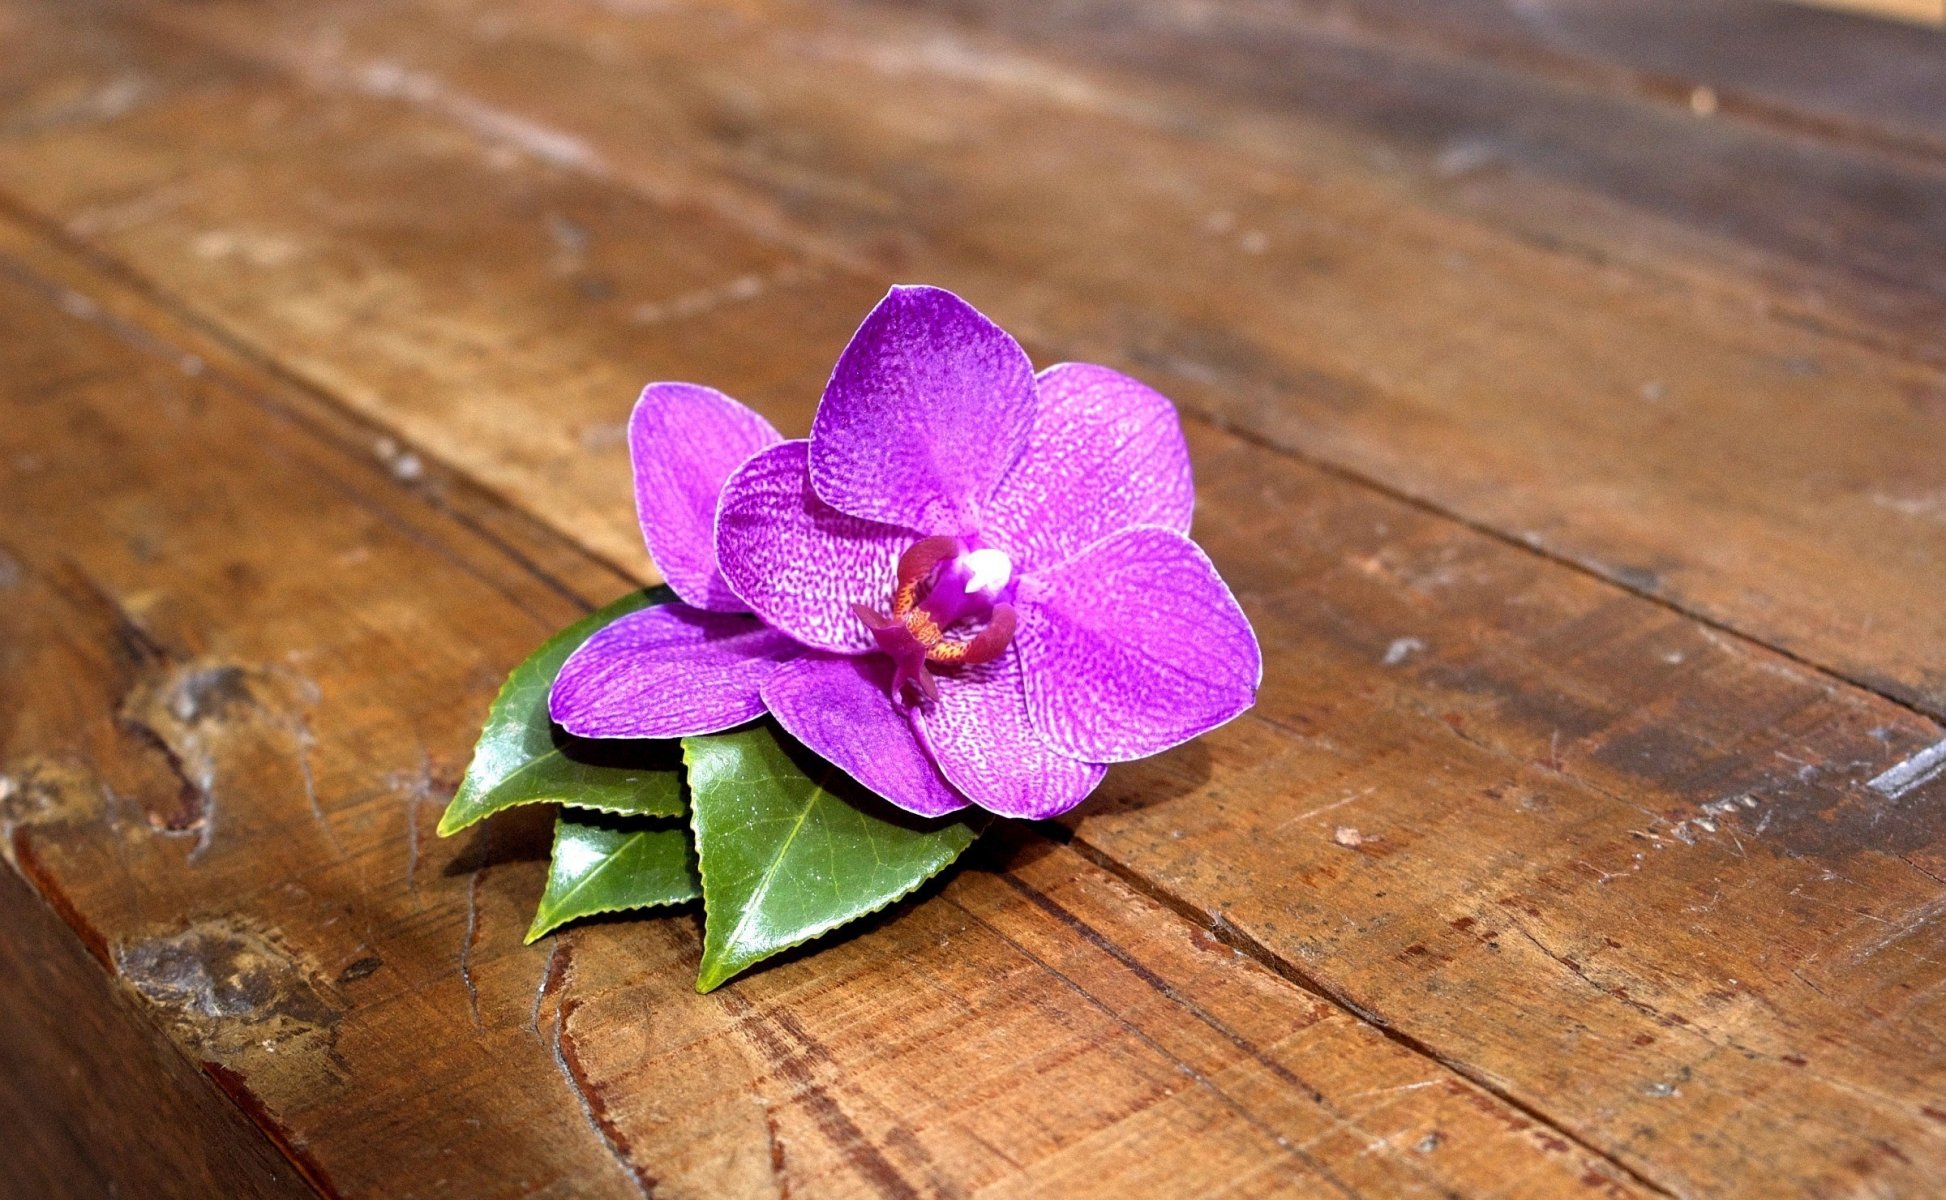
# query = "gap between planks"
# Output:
<box><xmin>0</xmin><ymin>208</ymin><xmax>1690</xmax><ymax>1199</ymax></box>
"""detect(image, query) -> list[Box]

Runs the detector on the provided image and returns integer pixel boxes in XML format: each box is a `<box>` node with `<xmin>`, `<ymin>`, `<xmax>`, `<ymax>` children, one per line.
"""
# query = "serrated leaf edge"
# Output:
<box><xmin>524</xmin><ymin>819</ymin><xmax>700</xmax><ymax>944</ymax></box>
<box><xmin>443</xmin><ymin>764</ymin><xmax>685</xmax><ymax>838</ymax></box>
<box><xmin>438</xmin><ymin>587</ymin><xmax>677</xmax><ymax>838</ymax></box>
<box><xmin>561</xmin><ymin>793</ymin><xmax>686</xmax><ymax>819</ymax></box>
<box><xmin>437</xmin><ymin>654</ymin><xmax>553</xmax><ymax>837</ymax></box>
<box><xmin>683</xmin><ymin>736</ymin><xmax>976</xmax><ymax>993</ymax></box>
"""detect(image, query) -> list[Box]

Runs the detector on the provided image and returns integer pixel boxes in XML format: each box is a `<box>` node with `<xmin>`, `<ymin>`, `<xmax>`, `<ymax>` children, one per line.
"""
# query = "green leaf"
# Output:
<box><xmin>438</xmin><ymin>587</ymin><xmax>685</xmax><ymax>837</ymax></box>
<box><xmin>683</xmin><ymin>722</ymin><xmax>983</xmax><ymax>992</ymax></box>
<box><xmin>525</xmin><ymin>811</ymin><xmax>702</xmax><ymax>943</ymax></box>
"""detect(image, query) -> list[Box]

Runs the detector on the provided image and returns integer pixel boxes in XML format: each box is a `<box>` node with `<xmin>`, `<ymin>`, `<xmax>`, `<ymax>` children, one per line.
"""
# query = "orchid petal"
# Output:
<box><xmin>810</xmin><ymin>286</ymin><xmax>1034</xmax><ymax>533</ymax></box>
<box><xmin>912</xmin><ymin>650</ymin><xmax>1106</xmax><ymax>819</ymax></box>
<box><xmin>549</xmin><ymin>604</ymin><xmax>800</xmax><ymax>738</ymax></box>
<box><xmin>629</xmin><ymin>383</ymin><xmax>781</xmax><ymax>611</ymax></box>
<box><xmin>762</xmin><ymin>654</ymin><xmax>969</xmax><ymax>817</ymax></box>
<box><xmin>1017</xmin><ymin>527</ymin><xmax>1260</xmax><ymax>762</ymax></box>
<box><xmin>716</xmin><ymin>440</ymin><xmax>915</xmax><ymax>654</ymax></box>
<box><xmin>985</xmin><ymin>363</ymin><xmax>1195</xmax><ymax>574</ymax></box>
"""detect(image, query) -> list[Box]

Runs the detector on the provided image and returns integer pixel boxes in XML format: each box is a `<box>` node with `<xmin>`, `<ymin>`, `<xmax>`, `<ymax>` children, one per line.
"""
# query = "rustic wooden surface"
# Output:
<box><xmin>1791</xmin><ymin>0</ymin><xmax>1945</xmax><ymax>26</ymax></box>
<box><xmin>1</xmin><ymin>1</ymin><xmax>1942</xmax><ymax>1196</ymax></box>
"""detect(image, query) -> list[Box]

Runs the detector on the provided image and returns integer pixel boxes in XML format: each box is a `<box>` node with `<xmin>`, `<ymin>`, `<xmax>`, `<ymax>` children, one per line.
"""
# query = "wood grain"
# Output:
<box><xmin>1204</xmin><ymin>0</ymin><xmax>1946</xmax><ymax>154</ymax></box>
<box><xmin>19</xmin><ymin>0</ymin><xmax>1946</xmax><ymax>724</ymax></box>
<box><xmin>0</xmin><ymin>212</ymin><xmax>1635</xmax><ymax>1196</ymax></box>
<box><xmin>0</xmin><ymin>1</ymin><xmax>1942</xmax><ymax>1196</ymax></box>
<box><xmin>0</xmin><ymin>863</ymin><xmax>318</xmax><ymax>1199</ymax></box>
<box><xmin>1789</xmin><ymin>0</ymin><xmax>1945</xmax><ymax>27</ymax></box>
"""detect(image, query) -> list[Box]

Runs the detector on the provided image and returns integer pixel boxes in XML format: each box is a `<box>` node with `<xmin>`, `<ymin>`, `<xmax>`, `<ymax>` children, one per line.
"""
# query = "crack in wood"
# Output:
<box><xmin>548</xmin><ymin>940</ymin><xmax>658</xmax><ymax>1199</ymax></box>
<box><xmin>528</xmin><ymin>937</ymin><xmax>565</xmax><ymax>1049</ymax></box>
<box><xmin>460</xmin><ymin>833</ymin><xmax>490</xmax><ymax>1033</ymax></box>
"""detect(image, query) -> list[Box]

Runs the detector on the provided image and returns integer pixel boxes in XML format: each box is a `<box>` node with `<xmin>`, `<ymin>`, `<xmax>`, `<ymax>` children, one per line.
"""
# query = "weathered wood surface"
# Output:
<box><xmin>1792</xmin><ymin>0</ymin><xmax>1945</xmax><ymax>27</ymax></box>
<box><xmin>1</xmin><ymin>0</ymin><xmax>1943</xmax><ymax>1196</ymax></box>
<box><xmin>18</xmin><ymin>0</ymin><xmax>1946</xmax><ymax>721</ymax></box>
<box><xmin>1258</xmin><ymin>0</ymin><xmax>1946</xmax><ymax>151</ymax></box>
<box><xmin>0</xmin><ymin>216</ymin><xmax>1634</xmax><ymax>1198</ymax></box>
<box><xmin>0</xmin><ymin>863</ymin><xmax>316</xmax><ymax>1199</ymax></box>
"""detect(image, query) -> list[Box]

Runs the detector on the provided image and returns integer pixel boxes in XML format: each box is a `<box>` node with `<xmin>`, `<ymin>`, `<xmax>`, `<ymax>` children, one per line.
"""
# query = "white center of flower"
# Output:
<box><xmin>959</xmin><ymin>547</ymin><xmax>1014</xmax><ymax>597</ymax></box>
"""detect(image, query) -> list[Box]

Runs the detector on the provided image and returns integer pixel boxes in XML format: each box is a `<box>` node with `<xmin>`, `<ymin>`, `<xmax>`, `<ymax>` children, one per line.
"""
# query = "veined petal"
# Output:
<box><xmin>716</xmin><ymin>440</ymin><xmax>915</xmax><ymax>653</ymax></box>
<box><xmin>630</xmin><ymin>382</ymin><xmax>781</xmax><ymax>612</ymax></box>
<box><xmin>912</xmin><ymin>649</ymin><xmax>1106</xmax><ymax>819</ymax></box>
<box><xmin>1017</xmin><ymin>526</ymin><xmax>1260</xmax><ymax>762</ymax></box>
<box><xmin>549</xmin><ymin>604</ymin><xmax>800</xmax><ymax>738</ymax></box>
<box><xmin>762</xmin><ymin>654</ymin><xmax>969</xmax><ymax>817</ymax></box>
<box><xmin>809</xmin><ymin>285</ymin><xmax>1035</xmax><ymax>533</ymax></box>
<box><xmin>985</xmin><ymin>363</ymin><xmax>1194</xmax><ymax>574</ymax></box>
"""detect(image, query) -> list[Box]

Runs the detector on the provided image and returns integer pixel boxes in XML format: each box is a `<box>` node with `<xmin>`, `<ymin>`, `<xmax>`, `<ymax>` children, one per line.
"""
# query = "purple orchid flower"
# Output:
<box><xmin>551</xmin><ymin>286</ymin><xmax>1261</xmax><ymax>820</ymax></box>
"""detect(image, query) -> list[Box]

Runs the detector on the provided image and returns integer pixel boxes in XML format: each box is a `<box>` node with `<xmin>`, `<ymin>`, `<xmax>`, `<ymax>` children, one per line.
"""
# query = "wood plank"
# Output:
<box><xmin>1240</xmin><ymin>0</ymin><xmax>1946</xmax><ymax>153</ymax></box>
<box><xmin>0</xmin><ymin>214</ymin><xmax>1629</xmax><ymax>1197</ymax></box>
<box><xmin>0</xmin><ymin>863</ymin><xmax>319</xmax><ymax>1199</ymax></box>
<box><xmin>1789</xmin><ymin>0</ymin><xmax>1945</xmax><ymax>27</ymax></box>
<box><xmin>3</xmin><ymin>4</ymin><xmax>1945</xmax><ymax>1195</ymax></box>
<box><xmin>1086</xmin><ymin>421</ymin><xmax>1946</xmax><ymax>1194</ymax></box>
<box><xmin>28</xmin><ymin>0</ymin><xmax>1946</xmax><ymax>725</ymax></box>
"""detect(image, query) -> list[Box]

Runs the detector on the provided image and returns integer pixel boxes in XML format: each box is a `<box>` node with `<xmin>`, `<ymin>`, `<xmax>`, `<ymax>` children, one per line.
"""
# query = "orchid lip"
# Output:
<box><xmin>854</xmin><ymin>536</ymin><xmax>1018</xmax><ymax>700</ymax></box>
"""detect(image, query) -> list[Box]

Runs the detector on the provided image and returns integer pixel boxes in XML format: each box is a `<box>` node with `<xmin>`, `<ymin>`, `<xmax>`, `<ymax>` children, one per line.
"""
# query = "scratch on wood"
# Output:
<box><xmin>1280</xmin><ymin>787</ymin><xmax>1373</xmax><ymax>830</ymax></box>
<box><xmin>1382</xmin><ymin>636</ymin><xmax>1425</xmax><ymax>666</ymax></box>
<box><xmin>289</xmin><ymin>706</ymin><xmax>342</xmax><ymax>862</ymax></box>
<box><xmin>392</xmin><ymin>749</ymin><xmax>437</xmax><ymax>908</ymax></box>
<box><xmin>460</xmin><ymin>855</ymin><xmax>488</xmax><ymax>1032</ymax></box>
<box><xmin>350</xmin><ymin>60</ymin><xmax>603</xmax><ymax>173</ymax></box>
<box><xmin>1869</xmin><ymin>739</ymin><xmax>1946</xmax><ymax>799</ymax></box>
<box><xmin>0</xmin><ymin>72</ymin><xmax>155</xmax><ymax>139</ymax></box>
<box><xmin>626</xmin><ymin>261</ymin><xmax>818</xmax><ymax>328</ymax></box>
<box><xmin>403</xmin><ymin>788</ymin><xmax>422</xmax><ymax>903</ymax></box>
<box><xmin>1900</xmin><ymin>855</ymin><xmax>1946</xmax><ymax>890</ymax></box>
<box><xmin>1848</xmin><ymin>895</ymin><xmax>1946</xmax><ymax>966</ymax></box>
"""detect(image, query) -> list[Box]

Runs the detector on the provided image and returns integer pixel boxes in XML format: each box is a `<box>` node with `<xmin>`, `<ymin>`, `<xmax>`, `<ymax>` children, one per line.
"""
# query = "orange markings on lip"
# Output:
<box><xmin>925</xmin><ymin>602</ymin><xmax>1015</xmax><ymax>667</ymax></box>
<box><xmin>859</xmin><ymin>535</ymin><xmax>1018</xmax><ymax>680</ymax></box>
<box><xmin>892</xmin><ymin>535</ymin><xmax>960</xmax><ymax>617</ymax></box>
<box><xmin>892</xmin><ymin>580</ymin><xmax>924</xmax><ymax>620</ymax></box>
<box><xmin>902</xmin><ymin>608</ymin><xmax>944</xmax><ymax>649</ymax></box>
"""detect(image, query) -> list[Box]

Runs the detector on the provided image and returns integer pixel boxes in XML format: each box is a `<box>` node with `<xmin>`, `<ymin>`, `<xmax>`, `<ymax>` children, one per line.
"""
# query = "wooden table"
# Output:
<box><xmin>2</xmin><ymin>2</ymin><xmax>1942</xmax><ymax>1196</ymax></box>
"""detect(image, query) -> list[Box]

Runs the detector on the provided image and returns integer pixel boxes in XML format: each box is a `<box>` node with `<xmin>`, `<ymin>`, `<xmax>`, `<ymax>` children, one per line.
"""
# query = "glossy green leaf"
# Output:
<box><xmin>438</xmin><ymin>587</ymin><xmax>684</xmax><ymax>837</ymax></box>
<box><xmin>525</xmin><ymin>811</ymin><xmax>701</xmax><ymax>943</ymax></box>
<box><xmin>684</xmin><ymin>722</ymin><xmax>983</xmax><ymax>992</ymax></box>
